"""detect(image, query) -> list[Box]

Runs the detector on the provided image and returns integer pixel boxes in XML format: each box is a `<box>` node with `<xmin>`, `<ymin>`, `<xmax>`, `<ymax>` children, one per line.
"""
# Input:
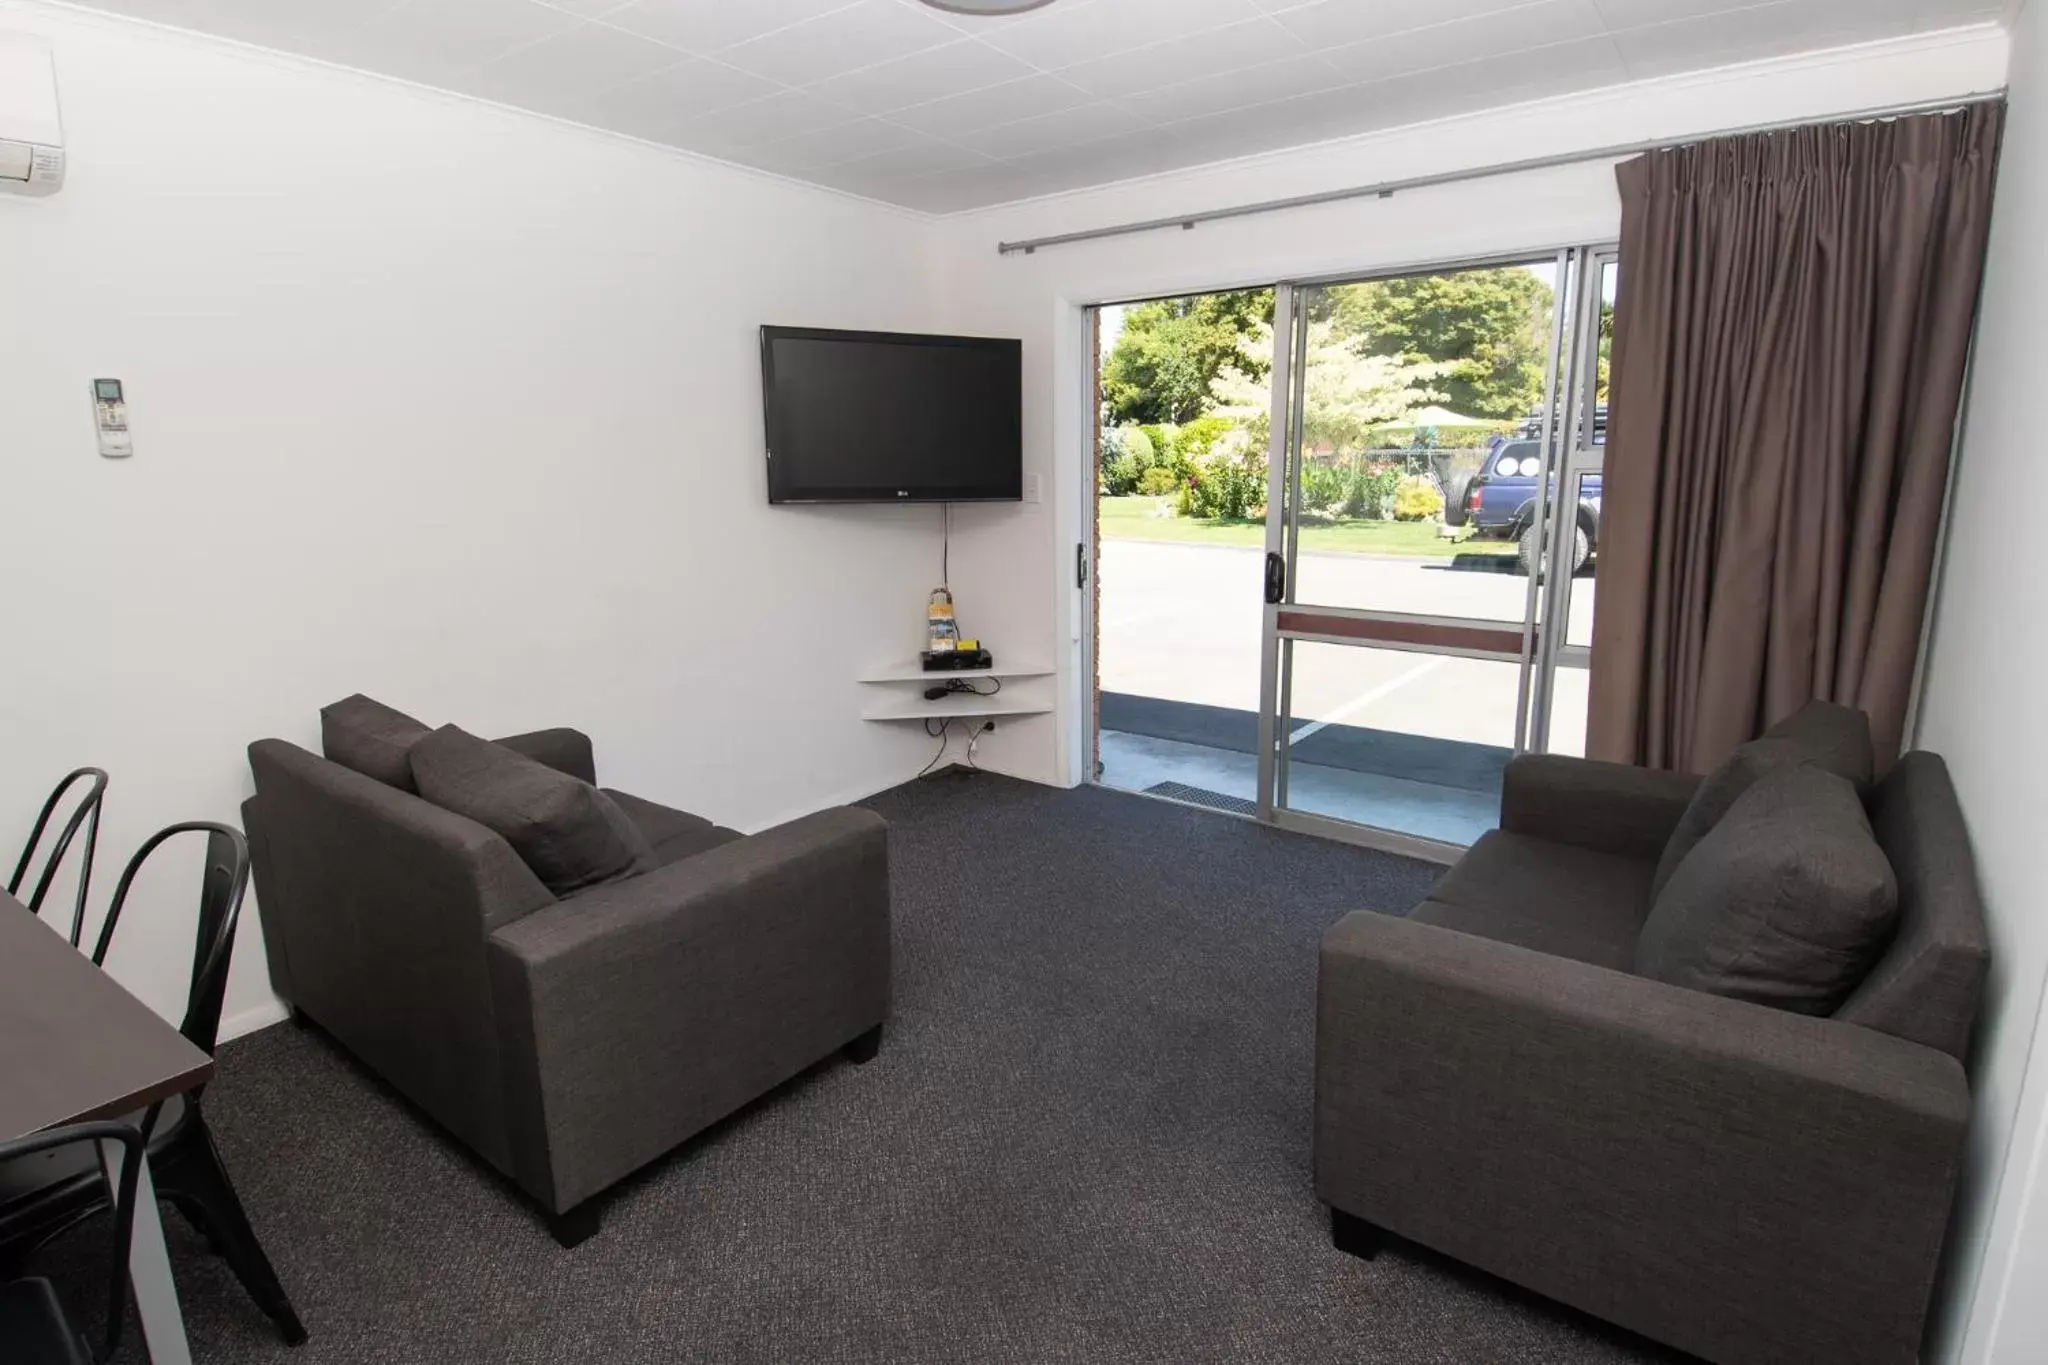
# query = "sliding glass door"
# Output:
<box><xmin>1255</xmin><ymin>247</ymin><xmax>1615</xmax><ymax>856</ymax></box>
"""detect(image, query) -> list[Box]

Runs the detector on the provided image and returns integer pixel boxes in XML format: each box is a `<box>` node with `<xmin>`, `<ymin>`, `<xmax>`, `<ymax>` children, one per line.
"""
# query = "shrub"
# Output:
<box><xmin>1136</xmin><ymin>465</ymin><xmax>1180</xmax><ymax>496</ymax></box>
<box><xmin>1139</xmin><ymin>423</ymin><xmax>1179</xmax><ymax>474</ymax></box>
<box><xmin>1173</xmin><ymin>414</ymin><xmax>1236</xmax><ymax>464</ymax></box>
<box><xmin>1178</xmin><ymin>450</ymin><xmax>1267</xmax><ymax>520</ymax></box>
<box><xmin>1393</xmin><ymin>473</ymin><xmax>1445</xmax><ymax>522</ymax></box>
<box><xmin>1100</xmin><ymin>426</ymin><xmax>1166</xmax><ymax>496</ymax></box>
<box><xmin>1341</xmin><ymin>460</ymin><xmax>1400</xmax><ymax>520</ymax></box>
<box><xmin>1301</xmin><ymin>461</ymin><xmax>1346</xmax><ymax>513</ymax></box>
<box><xmin>1118</xmin><ymin>426</ymin><xmax>1156</xmax><ymax>469</ymax></box>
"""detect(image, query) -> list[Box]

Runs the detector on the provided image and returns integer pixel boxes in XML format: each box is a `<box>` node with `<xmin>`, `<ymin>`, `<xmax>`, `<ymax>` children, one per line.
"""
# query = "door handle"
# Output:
<box><xmin>1264</xmin><ymin>551</ymin><xmax>1286</xmax><ymax>605</ymax></box>
<box><xmin>1076</xmin><ymin>543</ymin><xmax>1089</xmax><ymax>588</ymax></box>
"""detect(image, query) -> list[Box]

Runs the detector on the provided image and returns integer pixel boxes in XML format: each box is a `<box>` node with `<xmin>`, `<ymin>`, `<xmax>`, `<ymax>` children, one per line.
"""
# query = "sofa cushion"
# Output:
<box><xmin>1429</xmin><ymin>829</ymin><xmax>1656</xmax><ymax>969</ymax></box>
<box><xmin>320</xmin><ymin>694</ymin><xmax>433</xmax><ymax>792</ymax></box>
<box><xmin>1636</xmin><ymin>765</ymin><xmax>1898</xmax><ymax>1016</ymax></box>
<box><xmin>1409</xmin><ymin>897</ymin><xmax>1637</xmax><ymax>972</ymax></box>
<box><xmin>1650</xmin><ymin>699</ymin><xmax>1875</xmax><ymax>900</ymax></box>
<box><xmin>409</xmin><ymin>725</ymin><xmax>653</xmax><ymax>896</ymax></box>
<box><xmin>602</xmin><ymin>789</ymin><xmax>743</xmax><ymax>868</ymax></box>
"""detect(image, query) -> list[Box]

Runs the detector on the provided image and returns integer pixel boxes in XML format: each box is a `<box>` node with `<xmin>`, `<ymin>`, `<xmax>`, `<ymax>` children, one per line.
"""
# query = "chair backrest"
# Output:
<box><xmin>242</xmin><ymin>738</ymin><xmax>554</xmax><ymax>1174</ymax></box>
<box><xmin>1835</xmin><ymin>751</ymin><xmax>1990</xmax><ymax>1062</ymax></box>
<box><xmin>92</xmin><ymin>822</ymin><xmax>249</xmax><ymax>1058</ymax></box>
<box><xmin>8</xmin><ymin>767</ymin><xmax>108</xmax><ymax>948</ymax></box>
<box><xmin>0</xmin><ymin>1121</ymin><xmax>145</xmax><ymax>1364</ymax></box>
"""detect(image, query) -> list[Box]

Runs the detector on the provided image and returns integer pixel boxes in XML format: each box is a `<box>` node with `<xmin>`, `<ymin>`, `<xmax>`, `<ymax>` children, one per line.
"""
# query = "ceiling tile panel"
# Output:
<box><xmin>451</xmin><ymin>23</ymin><xmax>685</xmax><ymax>112</ymax></box>
<box><xmin>581</xmin><ymin>58</ymin><xmax>782</xmax><ymax>142</ymax></box>
<box><xmin>975</xmin><ymin>0</ymin><xmax>1270</xmax><ymax>70</ymax></box>
<box><xmin>321</xmin><ymin>0</ymin><xmax>583</xmax><ymax>85</ymax></box>
<box><xmin>886</xmin><ymin>72</ymin><xmax>1095</xmax><ymax>136</ymax></box>
<box><xmin>534</xmin><ymin>0</ymin><xmax>637</xmax><ymax>18</ymax></box>
<box><xmin>741</xmin><ymin>116</ymin><xmax>929</xmax><ymax>171</ymax></box>
<box><xmin>1114</xmin><ymin>51</ymin><xmax>1351</xmax><ymax>124</ymax></box>
<box><xmin>1611</xmin><ymin>0</ymin><xmax>1915</xmax><ymax>77</ymax></box>
<box><xmin>161</xmin><ymin>0</ymin><xmax>405</xmax><ymax>54</ymax></box>
<box><xmin>1318</xmin><ymin>0</ymin><xmax>1610</xmax><ymax>84</ymax></box>
<box><xmin>65</xmin><ymin>0</ymin><xmax>2008</xmax><ymax>210</ymax></box>
<box><xmin>806</xmin><ymin>38</ymin><xmax>1038</xmax><ymax>113</ymax></box>
<box><xmin>600</xmin><ymin>0</ymin><xmax>862</xmax><ymax>53</ymax></box>
<box><xmin>1053</xmin><ymin>17</ymin><xmax>1310</xmax><ymax>97</ymax></box>
<box><xmin>588</xmin><ymin>56</ymin><xmax>783</xmax><ymax>123</ymax></box>
<box><xmin>683</xmin><ymin>89</ymin><xmax>856</xmax><ymax>147</ymax></box>
<box><xmin>824</xmin><ymin>137</ymin><xmax>1000</xmax><ymax>179</ymax></box>
<box><xmin>955</xmin><ymin>100</ymin><xmax>1149</xmax><ymax>158</ymax></box>
<box><xmin>1274</xmin><ymin>0</ymin><xmax>1537</xmax><ymax>48</ymax></box>
<box><xmin>715</xmin><ymin>0</ymin><xmax>964</xmax><ymax>85</ymax></box>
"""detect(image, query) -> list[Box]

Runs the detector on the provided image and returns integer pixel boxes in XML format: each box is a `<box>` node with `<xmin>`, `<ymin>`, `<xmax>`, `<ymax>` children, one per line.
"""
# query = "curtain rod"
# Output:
<box><xmin>995</xmin><ymin>90</ymin><xmax>2006</xmax><ymax>257</ymax></box>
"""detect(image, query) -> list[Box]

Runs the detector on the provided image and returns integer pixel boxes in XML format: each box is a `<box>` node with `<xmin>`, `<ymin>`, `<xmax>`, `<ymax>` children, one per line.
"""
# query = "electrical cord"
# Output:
<box><xmin>941</xmin><ymin>501</ymin><xmax>950</xmax><ymax>590</ymax></box>
<box><xmin>919</xmin><ymin>718</ymin><xmax>954</xmax><ymax>778</ymax></box>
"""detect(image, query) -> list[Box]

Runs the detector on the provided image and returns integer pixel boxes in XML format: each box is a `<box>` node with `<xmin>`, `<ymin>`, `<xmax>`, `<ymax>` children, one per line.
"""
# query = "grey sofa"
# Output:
<box><xmin>244</xmin><ymin>726</ymin><xmax>891</xmax><ymax>1246</ymax></box>
<box><xmin>1316</xmin><ymin>720</ymin><xmax>1986</xmax><ymax>1365</ymax></box>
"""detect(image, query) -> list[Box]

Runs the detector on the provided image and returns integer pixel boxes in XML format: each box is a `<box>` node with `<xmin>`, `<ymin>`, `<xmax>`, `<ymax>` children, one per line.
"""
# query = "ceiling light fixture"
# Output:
<box><xmin>919</xmin><ymin>0</ymin><xmax>1060</xmax><ymax>15</ymax></box>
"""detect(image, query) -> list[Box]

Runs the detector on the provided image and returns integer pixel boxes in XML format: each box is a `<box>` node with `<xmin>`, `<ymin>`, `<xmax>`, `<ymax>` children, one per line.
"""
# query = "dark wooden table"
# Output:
<box><xmin>2</xmin><ymin>890</ymin><xmax>212</xmax><ymax>1365</ymax></box>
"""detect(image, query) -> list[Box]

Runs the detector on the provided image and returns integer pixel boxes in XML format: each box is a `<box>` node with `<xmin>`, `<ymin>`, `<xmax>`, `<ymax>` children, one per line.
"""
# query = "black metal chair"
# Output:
<box><xmin>0</xmin><ymin>823</ymin><xmax>308</xmax><ymax>1346</ymax></box>
<box><xmin>8</xmin><ymin>768</ymin><xmax>108</xmax><ymax>948</ymax></box>
<box><xmin>0</xmin><ymin>1123</ymin><xmax>144</xmax><ymax>1365</ymax></box>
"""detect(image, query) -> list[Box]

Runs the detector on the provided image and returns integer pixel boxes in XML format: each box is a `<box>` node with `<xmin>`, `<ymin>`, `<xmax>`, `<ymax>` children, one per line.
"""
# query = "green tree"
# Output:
<box><xmin>1102</xmin><ymin>289</ymin><xmax>1273</xmax><ymax>425</ymax></box>
<box><xmin>1212</xmin><ymin>320</ymin><xmax>1454</xmax><ymax>458</ymax></box>
<box><xmin>1327</xmin><ymin>269</ymin><xmax>1552</xmax><ymax>421</ymax></box>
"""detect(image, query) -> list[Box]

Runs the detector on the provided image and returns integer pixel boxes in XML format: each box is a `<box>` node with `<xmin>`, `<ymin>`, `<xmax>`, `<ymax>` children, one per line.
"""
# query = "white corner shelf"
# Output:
<box><xmin>860</xmin><ymin>695</ymin><xmax>1053</xmax><ymax>723</ymax></box>
<box><xmin>857</xmin><ymin>655</ymin><xmax>1054</xmax><ymax>723</ymax></box>
<box><xmin>858</xmin><ymin>658</ymin><xmax>1054</xmax><ymax>684</ymax></box>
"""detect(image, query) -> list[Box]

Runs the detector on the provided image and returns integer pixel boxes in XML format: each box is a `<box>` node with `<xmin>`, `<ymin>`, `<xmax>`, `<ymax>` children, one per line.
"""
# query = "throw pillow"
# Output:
<box><xmin>1649</xmin><ymin>699</ymin><xmax>1875</xmax><ymax>899</ymax></box>
<box><xmin>408</xmin><ymin>725</ymin><xmax>653</xmax><ymax>896</ymax></box>
<box><xmin>320</xmin><ymin>694</ymin><xmax>433</xmax><ymax>792</ymax></box>
<box><xmin>1635</xmin><ymin>765</ymin><xmax>1898</xmax><ymax>1016</ymax></box>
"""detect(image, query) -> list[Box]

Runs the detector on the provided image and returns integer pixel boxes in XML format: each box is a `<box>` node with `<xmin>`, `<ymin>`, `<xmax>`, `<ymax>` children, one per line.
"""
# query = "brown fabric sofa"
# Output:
<box><xmin>1315</xmin><ymin>705</ymin><xmax>1986</xmax><ymax>1365</ymax></box>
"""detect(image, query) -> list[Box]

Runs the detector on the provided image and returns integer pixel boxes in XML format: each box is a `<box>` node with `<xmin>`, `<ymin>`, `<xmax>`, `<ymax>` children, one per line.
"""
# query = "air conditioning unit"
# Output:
<box><xmin>0</xmin><ymin>33</ymin><xmax>63</xmax><ymax>196</ymax></box>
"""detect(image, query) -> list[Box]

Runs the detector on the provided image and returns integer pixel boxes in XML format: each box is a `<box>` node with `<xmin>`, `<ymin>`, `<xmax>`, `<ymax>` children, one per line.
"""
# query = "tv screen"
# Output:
<box><xmin>760</xmin><ymin>326</ymin><xmax>1022</xmax><ymax>504</ymax></box>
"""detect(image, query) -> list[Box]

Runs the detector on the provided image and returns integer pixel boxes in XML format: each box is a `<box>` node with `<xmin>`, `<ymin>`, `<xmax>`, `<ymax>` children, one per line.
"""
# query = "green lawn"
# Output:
<box><xmin>1099</xmin><ymin>495</ymin><xmax>1519</xmax><ymax>561</ymax></box>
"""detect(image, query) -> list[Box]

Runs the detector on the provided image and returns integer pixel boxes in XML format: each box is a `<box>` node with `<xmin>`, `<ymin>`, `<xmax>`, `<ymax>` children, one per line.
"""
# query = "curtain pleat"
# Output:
<box><xmin>1589</xmin><ymin>104</ymin><xmax>2004</xmax><ymax>772</ymax></box>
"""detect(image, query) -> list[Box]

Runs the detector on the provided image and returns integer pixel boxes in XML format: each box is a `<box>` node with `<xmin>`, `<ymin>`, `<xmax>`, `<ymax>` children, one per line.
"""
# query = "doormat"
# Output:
<box><xmin>1143</xmin><ymin>782</ymin><xmax>1259</xmax><ymax>818</ymax></box>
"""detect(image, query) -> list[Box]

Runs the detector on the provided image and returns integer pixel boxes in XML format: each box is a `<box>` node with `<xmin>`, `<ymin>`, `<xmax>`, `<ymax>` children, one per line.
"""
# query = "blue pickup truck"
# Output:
<box><xmin>1447</xmin><ymin>437</ymin><xmax>1601</xmax><ymax>577</ymax></box>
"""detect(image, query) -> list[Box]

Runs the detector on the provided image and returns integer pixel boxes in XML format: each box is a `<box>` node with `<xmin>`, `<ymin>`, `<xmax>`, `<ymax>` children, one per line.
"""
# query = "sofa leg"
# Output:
<box><xmin>548</xmin><ymin>1201</ymin><xmax>602</xmax><ymax>1249</ymax></box>
<box><xmin>841</xmin><ymin>1024</ymin><xmax>883</xmax><ymax>1065</ymax></box>
<box><xmin>1331</xmin><ymin>1208</ymin><xmax>1383</xmax><ymax>1262</ymax></box>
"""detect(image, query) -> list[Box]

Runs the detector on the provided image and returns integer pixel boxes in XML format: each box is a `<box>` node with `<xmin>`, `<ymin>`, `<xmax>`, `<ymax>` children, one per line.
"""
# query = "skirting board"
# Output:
<box><xmin>221</xmin><ymin>998</ymin><xmax>292</xmax><ymax>1044</ymax></box>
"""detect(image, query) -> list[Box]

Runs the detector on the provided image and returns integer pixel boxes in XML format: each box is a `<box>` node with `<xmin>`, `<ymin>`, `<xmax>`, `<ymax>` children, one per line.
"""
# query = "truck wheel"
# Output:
<box><xmin>1444</xmin><ymin>477</ymin><xmax>1475</xmax><ymax>528</ymax></box>
<box><xmin>1519</xmin><ymin>524</ymin><xmax>1589</xmax><ymax>580</ymax></box>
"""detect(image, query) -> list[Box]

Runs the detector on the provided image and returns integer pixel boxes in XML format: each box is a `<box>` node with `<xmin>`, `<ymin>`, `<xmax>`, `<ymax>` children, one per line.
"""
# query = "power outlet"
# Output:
<box><xmin>1023</xmin><ymin>473</ymin><xmax>1042</xmax><ymax>504</ymax></box>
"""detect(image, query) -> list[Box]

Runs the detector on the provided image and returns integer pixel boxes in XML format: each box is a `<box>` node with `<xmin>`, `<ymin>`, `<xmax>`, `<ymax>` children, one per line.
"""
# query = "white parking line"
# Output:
<box><xmin>1288</xmin><ymin>655</ymin><xmax>1450</xmax><ymax>743</ymax></box>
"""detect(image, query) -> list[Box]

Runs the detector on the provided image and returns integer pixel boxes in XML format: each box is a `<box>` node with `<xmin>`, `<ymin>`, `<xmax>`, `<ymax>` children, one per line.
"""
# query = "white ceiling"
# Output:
<box><xmin>77</xmin><ymin>0</ymin><xmax>2004</xmax><ymax>212</ymax></box>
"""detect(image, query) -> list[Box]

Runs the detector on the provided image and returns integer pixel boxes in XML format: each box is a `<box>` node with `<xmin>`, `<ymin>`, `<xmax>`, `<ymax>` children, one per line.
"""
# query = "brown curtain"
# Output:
<box><xmin>1588</xmin><ymin>104</ymin><xmax>2004</xmax><ymax>772</ymax></box>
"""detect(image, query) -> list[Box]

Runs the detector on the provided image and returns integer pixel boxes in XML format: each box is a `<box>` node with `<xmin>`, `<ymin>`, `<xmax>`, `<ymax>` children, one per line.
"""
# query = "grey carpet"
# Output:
<box><xmin>41</xmin><ymin>775</ymin><xmax>1685</xmax><ymax>1364</ymax></box>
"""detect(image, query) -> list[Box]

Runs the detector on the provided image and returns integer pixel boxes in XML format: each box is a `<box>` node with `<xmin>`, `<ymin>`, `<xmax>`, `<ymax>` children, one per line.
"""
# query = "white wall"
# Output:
<box><xmin>0</xmin><ymin>2</ymin><xmax>959</xmax><ymax>1037</ymax></box>
<box><xmin>928</xmin><ymin>26</ymin><xmax>2010</xmax><ymax>790</ymax></box>
<box><xmin>1918</xmin><ymin>0</ymin><xmax>2048</xmax><ymax>1359</ymax></box>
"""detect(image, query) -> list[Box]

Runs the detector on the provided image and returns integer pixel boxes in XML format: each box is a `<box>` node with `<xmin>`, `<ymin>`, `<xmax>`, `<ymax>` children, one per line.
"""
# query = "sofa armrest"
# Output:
<box><xmin>485</xmin><ymin>807</ymin><xmax>890</xmax><ymax>1211</ymax></box>
<box><xmin>491</xmin><ymin>727</ymin><xmax>596</xmax><ymax>784</ymax></box>
<box><xmin>1316</xmin><ymin>909</ymin><xmax>1966</xmax><ymax>1365</ymax></box>
<box><xmin>1498</xmin><ymin>753</ymin><xmax>1700</xmax><ymax>860</ymax></box>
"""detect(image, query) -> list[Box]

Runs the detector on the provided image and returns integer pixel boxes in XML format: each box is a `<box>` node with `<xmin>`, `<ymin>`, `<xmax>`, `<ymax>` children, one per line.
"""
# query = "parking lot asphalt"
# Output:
<box><xmin>1098</xmin><ymin>538</ymin><xmax>1593</xmax><ymax>758</ymax></box>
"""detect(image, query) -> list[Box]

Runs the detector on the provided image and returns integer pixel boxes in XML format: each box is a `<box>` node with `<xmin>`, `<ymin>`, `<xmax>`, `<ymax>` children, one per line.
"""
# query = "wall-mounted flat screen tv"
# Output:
<box><xmin>760</xmin><ymin>326</ymin><xmax>1022</xmax><ymax>504</ymax></box>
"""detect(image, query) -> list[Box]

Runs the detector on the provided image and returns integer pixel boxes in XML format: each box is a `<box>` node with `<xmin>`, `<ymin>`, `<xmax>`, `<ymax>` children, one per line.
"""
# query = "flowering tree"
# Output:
<box><xmin>1210</xmin><ymin>320</ymin><xmax>1455</xmax><ymax>458</ymax></box>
